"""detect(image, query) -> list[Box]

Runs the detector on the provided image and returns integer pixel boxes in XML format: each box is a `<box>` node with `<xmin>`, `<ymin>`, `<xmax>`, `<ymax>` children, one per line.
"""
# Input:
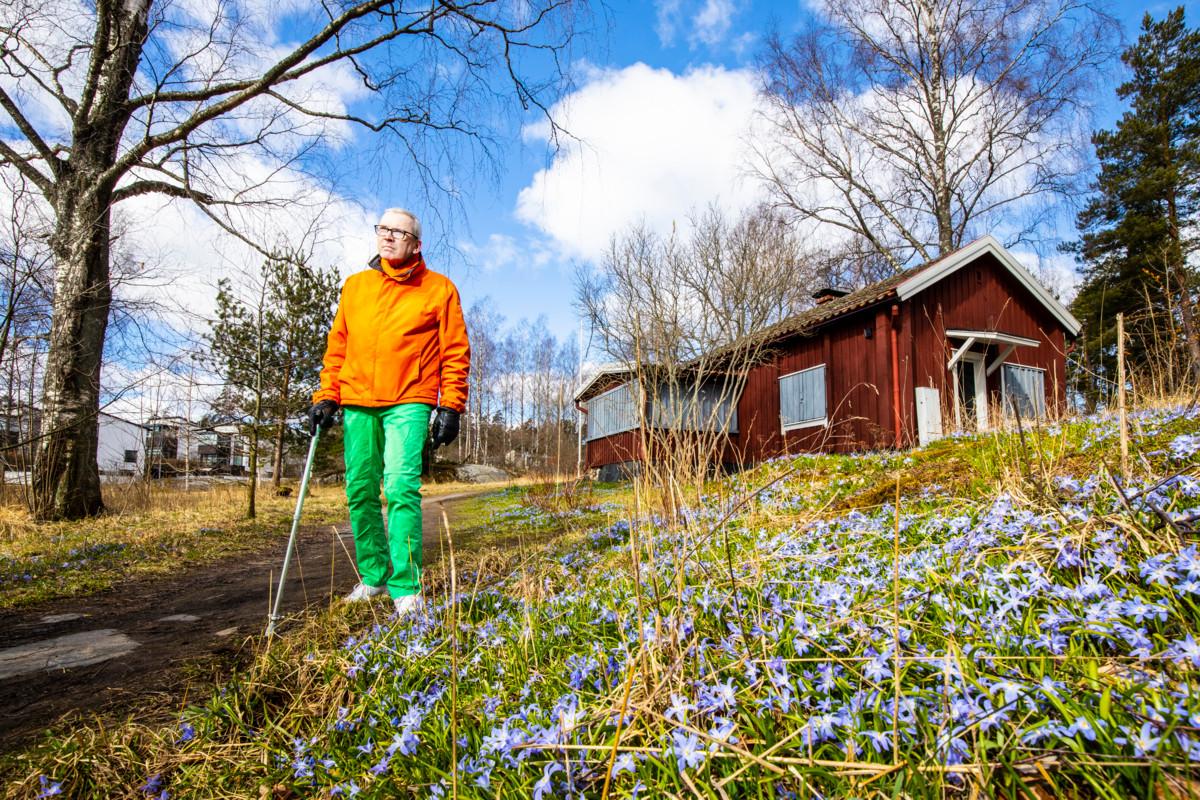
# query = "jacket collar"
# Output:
<box><xmin>369</xmin><ymin>253</ymin><xmax>426</xmax><ymax>283</ymax></box>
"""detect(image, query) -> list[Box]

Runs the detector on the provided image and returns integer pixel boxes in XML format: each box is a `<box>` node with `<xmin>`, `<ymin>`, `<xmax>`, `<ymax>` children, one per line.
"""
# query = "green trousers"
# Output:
<box><xmin>342</xmin><ymin>403</ymin><xmax>431</xmax><ymax>598</ymax></box>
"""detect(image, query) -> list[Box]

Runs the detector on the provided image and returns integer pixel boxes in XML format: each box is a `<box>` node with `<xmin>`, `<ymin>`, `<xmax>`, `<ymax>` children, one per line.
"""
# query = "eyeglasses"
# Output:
<box><xmin>375</xmin><ymin>225</ymin><xmax>417</xmax><ymax>241</ymax></box>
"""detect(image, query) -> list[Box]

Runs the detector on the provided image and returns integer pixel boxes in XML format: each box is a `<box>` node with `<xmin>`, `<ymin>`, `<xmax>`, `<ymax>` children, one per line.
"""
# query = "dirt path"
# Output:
<box><xmin>0</xmin><ymin>491</ymin><xmax>484</xmax><ymax>754</ymax></box>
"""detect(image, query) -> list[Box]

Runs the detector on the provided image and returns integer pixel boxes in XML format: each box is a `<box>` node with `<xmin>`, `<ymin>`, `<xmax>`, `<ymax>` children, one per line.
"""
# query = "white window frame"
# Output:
<box><xmin>584</xmin><ymin>381</ymin><xmax>640</xmax><ymax>442</ymax></box>
<box><xmin>951</xmin><ymin>351</ymin><xmax>989</xmax><ymax>432</ymax></box>
<box><xmin>779</xmin><ymin>363</ymin><xmax>828</xmax><ymax>433</ymax></box>
<box><xmin>1000</xmin><ymin>362</ymin><xmax>1047</xmax><ymax>420</ymax></box>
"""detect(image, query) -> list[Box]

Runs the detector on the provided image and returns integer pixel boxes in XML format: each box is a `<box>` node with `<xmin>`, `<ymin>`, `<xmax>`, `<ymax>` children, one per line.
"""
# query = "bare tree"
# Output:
<box><xmin>577</xmin><ymin>205</ymin><xmax>817</xmax><ymax>364</ymax></box>
<box><xmin>682</xmin><ymin>204</ymin><xmax>821</xmax><ymax>342</ymax></box>
<box><xmin>464</xmin><ymin>297</ymin><xmax>505</xmax><ymax>463</ymax></box>
<box><xmin>755</xmin><ymin>0</ymin><xmax>1118</xmax><ymax>273</ymax></box>
<box><xmin>575</xmin><ymin>205</ymin><xmax>817</xmax><ymax>506</ymax></box>
<box><xmin>0</xmin><ymin>0</ymin><xmax>578</xmax><ymax>520</ymax></box>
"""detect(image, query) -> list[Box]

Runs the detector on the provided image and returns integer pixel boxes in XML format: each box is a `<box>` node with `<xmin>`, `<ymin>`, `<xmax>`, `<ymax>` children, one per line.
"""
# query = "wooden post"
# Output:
<box><xmin>1117</xmin><ymin>312</ymin><xmax>1129</xmax><ymax>482</ymax></box>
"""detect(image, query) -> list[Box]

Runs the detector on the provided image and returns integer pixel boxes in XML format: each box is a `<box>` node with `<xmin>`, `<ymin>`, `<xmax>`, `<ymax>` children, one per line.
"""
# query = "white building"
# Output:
<box><xmin>97</xmin><ymin>412</ymin><xmax>147</xmax><ymax>475</ymax></box>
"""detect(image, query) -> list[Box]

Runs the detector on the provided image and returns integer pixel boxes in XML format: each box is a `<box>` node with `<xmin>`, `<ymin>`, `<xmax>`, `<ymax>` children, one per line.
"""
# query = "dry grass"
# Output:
<box><xmin>0</xmin><ymin>481</ymin><xmax>350</xmax><ymax>608</ymax></box>
<box><xmin>0</xmin><ymin>473</ymin><xmax>537</xmax><ymax>609</ymax></box>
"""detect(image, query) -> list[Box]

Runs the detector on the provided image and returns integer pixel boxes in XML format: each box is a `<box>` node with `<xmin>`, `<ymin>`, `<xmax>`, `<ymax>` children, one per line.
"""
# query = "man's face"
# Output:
<box><xmin>376</xmin><ymin>211</ymin><xmax>421</xmax><ymax>263</ymax></box>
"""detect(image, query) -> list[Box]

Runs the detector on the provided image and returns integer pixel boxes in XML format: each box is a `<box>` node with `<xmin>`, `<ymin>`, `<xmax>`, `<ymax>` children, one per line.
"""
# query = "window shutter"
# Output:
<box><xmin>779</xmin><ymin>365</ymin><xmax>827</xmax><ymax>428</ymax></box>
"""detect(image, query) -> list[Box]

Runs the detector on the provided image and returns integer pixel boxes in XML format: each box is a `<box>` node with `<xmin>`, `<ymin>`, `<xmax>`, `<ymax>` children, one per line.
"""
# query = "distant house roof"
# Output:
<box><xmin>99</xmin><ymin>411</ymin><xmax>148</xmax><ymax>429</ymax></box>
<box><xmin>574</xmin><ymin>364</ymin><xmax>634</xmax><ymax>403</ymax></box>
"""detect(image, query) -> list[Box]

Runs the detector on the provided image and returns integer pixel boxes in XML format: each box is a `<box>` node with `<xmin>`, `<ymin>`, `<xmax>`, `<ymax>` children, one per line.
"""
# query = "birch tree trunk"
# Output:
<box><xmin>27</xmin><ymin>1</ymin><xmax>149</xmax><ymax>520</ymax></box>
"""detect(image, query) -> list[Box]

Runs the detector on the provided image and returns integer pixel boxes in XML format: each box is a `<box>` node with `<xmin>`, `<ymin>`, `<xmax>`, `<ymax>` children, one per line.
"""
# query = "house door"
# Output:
<box><xmin>955</xmin><ymin>353</ymin><xmax>988</xmax><ymax>432</ymax></box>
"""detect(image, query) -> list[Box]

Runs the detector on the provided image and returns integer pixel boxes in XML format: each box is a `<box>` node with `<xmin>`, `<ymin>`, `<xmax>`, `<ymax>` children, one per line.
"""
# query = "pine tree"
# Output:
<box><xmin>207</xmin><ymin>251</ymin><xmax>339</xmax><ymax>517</ymax></box>
<box><xmin>1069</xmin><ymin>7</ymin><xmax>1200</xmax><ymax>406</ymax></box>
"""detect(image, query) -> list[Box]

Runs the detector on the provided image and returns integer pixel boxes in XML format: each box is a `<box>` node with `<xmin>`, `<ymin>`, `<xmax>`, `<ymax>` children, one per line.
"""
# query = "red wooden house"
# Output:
<box><xmin>576</xmin><ymin>236</ymin><xmax>1080</xmax><ymax>476</ymax></box>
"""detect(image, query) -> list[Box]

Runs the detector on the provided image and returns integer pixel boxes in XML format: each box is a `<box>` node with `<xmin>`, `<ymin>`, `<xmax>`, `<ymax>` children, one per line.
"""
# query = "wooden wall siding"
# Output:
<box><xmin>585</xmin><ymin>430</ymin><xmax>642</xmax><ymax>469</ymax></box>
<box><xmin>731</xmin><ymin>306</ymin><xmax>899</xmax><ymax>462</ymax></box>
<box><xmin>907</xmin><ymin>252</ymin><xmax>1069</xmax><ymax>428</ymax></box>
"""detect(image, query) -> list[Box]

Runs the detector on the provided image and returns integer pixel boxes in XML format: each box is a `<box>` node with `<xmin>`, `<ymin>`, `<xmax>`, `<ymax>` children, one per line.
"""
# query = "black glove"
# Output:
<box><xmin>430</xmin><ymin>406</ymin><xmax>460</xmax><ymax>447</ymax></box>
<box><xmin>307</xmin><ymin>400</ymin><xmax>339</xmax><ymax>435</ymax></box>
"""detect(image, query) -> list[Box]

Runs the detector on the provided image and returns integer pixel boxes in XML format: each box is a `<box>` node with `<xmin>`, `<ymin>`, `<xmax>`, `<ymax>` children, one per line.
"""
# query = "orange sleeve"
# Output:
<box><xmin>437</xmin><ymin>280</ymin><xmax>471</xmax><ymax>413</ymax></box>
<box><xmin>313</xmin><ymin>287</ymin><xmax>348</xmax><ymax>404</ymax></box>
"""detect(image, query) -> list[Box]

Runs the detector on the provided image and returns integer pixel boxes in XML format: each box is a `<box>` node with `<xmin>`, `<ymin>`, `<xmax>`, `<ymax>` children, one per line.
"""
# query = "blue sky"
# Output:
<box><xmin>401</xmin><ymin>0</ymin><xmax>1200</xmax><ymax>361</ymax></box>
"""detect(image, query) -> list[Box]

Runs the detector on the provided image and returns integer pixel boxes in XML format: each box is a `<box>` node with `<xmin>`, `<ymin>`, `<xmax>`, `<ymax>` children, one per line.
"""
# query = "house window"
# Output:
<box><xmin>650</xmin><ymin>382</ymin><xmax>738</xmax><ymax>434</ymax></box>
<box><xmin>586</xmin><ymin>382</ymin><xmax>639</xmax><ymax>441</ymax></box>
<box><xmin>124</xmin><ymin>449</ymin><xmax>138</xmax><ymax>463</ymax></box>
<box><xmin>779</xmin><ymin>364</ymin><xmax>827</xmax><ymax>430</ymax></box>
<box><xmin>1002</xmin><ymin>364</ymin><xmax>1046</xmax><ymax>419</ymax></box>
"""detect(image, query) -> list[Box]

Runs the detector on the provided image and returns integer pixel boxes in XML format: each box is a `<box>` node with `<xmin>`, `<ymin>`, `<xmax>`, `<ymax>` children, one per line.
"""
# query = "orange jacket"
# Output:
<box><xmin>314</xmin><ymin>256</ymin><xmax>470</xmax><ymax>412</ymax></box>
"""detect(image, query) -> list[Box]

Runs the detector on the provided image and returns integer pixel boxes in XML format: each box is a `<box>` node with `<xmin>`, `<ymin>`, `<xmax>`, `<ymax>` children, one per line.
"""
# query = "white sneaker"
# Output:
<box><xmin>393</xmin><ymin>594</ymin><xmax>424</xmax><ymax>618</ymax></box>
<box><xmin>343</xmin><ymin>583</ymin><xmax>387</xmax><ymax>602</ymax></box>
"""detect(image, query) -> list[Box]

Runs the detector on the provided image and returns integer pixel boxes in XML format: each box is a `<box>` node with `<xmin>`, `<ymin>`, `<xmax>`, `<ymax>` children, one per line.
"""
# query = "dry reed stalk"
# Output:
<box><xmin>441</xmin><ymin>506</ymin><xmax>459</xmax><ymax>800</ymax></box>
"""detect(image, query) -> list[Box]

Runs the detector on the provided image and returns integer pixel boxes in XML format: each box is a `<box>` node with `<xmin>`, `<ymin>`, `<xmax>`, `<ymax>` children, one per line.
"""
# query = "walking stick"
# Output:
<box><xmin>266</xmin><ymin>426</ymin><xmax>322</xmax><ymax>638</ymax></box>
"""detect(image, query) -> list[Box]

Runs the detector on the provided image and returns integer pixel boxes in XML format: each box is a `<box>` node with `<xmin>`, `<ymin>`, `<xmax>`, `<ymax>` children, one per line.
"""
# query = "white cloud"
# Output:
<box><xmin>516</xmin><ymin>63</ymin><xmax>769</xmax><ymax>262</ymax></box>
<box><xmin>459</xmin><ymin>233</ymin><xmax>520</xmax><ymax>272</ymax></box>
<box><xmin>693</xmin><ymin>0</ymin><xmax>737</xmax><ymax>46</ymax></box>
<box><xmin>1012</xmin><ymin>249</ymin><xmax>1082</xmax><ymax>304</ymax></box>
<box><xmin>114</xmin><ymin>163</ymin><xmax>376</xmax><ymax>334</ymax></box>
<box><xmin>654</xmin><ymin>0</ymin><xmax>742</xmax><ymax>49</ymax></box>
<box><xmin>655</xmin><ymin>0</ymin><xmax>684</xmax><ymax>47</ymax></box>
<box><xmin>457</xmin><ymin>232</ymin><xmax>557</xmax><ymax>273</ymax></box>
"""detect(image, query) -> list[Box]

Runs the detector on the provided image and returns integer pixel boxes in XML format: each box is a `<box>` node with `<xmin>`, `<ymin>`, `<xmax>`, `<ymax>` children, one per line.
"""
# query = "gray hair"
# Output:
<box><xmin>381</xmin><ymin>207</ymin><xmax>421</xmax><ymax>240</ymax></box>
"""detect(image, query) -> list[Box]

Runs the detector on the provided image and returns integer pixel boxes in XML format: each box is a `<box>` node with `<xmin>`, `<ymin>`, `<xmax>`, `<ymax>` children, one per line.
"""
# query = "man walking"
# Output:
<box><xmin>308</xmin><ymin>208</ymin><xmax>469</xmax><ymax>617</ymax></box>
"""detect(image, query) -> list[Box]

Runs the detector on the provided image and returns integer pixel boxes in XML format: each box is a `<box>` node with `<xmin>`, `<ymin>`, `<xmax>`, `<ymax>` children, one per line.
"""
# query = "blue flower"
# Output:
<box><xmin>177</xmin><ymin>722</ymin><xmax>196</xmax><ymax>744</ymax></box>
<box><xmin>1169</xmin><ymin>433</ymin><xmax>1200</xmax><ymax>460</ymax></box>
<box><xmin>664</xmin><ymin>693</ymin><xmax>694</xmax><ymax>723</ymax></box>
<box><xmin>36</xmin><ymin>776</ymin><xmax>63</xmax><ymax>798</ymax></box>
<box><xmin>861</xmin><ymin>730</ymin><xmax>891</xmax><ymax>753</ymax></box>
<box><xmin>1068</xmin><ymin>717</ymin><xmax>1098</xmax><ymax>743</ymax></box>
<box><xmin>1116</xmin><ymin>722</ymin><xmax>1161</xmax><ymax>757</ymax></box>
<box><xmin>863</xmin><ymin>655</ymin><xmax>892</xmax><ymax>683</ymax></box>
<box><xmin>532</xmin><ymin>762</ymin><xmax>562</xmax><ymax>800</ymax></box>
<box><xmin>1139</xmin><ymin>555</ymin><xmax>1178</xmax><ymax>587</ymax></box>
<box><xmin>670</xmin><ymin>730</ymin><xmax>708</xmax><ymax>772</ymax></box>
<box><xmin>611</xmin><ymin>752</ymin><xmax>637</xmax><ymax>777</ymax></box>
<box><xmin>1177</xmin><ymin>733</ymin><xmax>1200</xmax><ymax>761</ymax></box>
<box><xmin>1165</xmin><ymin>634</ymin><xmax>1200</xmax><ymax>668</ymax></box>
<box><xmin>697</xmin><ymin>678</ymin><xmax>737</xmax><ymax>713</ymax></box>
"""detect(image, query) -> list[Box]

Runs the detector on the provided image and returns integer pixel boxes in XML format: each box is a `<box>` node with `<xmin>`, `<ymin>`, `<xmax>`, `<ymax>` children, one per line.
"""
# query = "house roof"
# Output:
<box><xmin>708</xmin><ymin>236</ymin><xmax>1080</xmax><ymax>361</ymax></box>
<box><xmin>574</xmin><ymin>364</ymin><xmax>634</xmax><ymax>403</ymax></box>
<box><xmin>99</xmin><ymin>411</ymin><xmax>148</xmax><ymax>429</ymax></box>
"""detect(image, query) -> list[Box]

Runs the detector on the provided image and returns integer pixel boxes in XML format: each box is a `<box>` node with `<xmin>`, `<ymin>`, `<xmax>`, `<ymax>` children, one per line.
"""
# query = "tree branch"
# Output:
<box><xmin>0</xmin><ymin>88</ymin><xmax>60</xmax><ymax>180</ymax></box>
<box><xmin>0</xmin><ymin>140</ymin><xmax>54</xmax><ymax>196</ymax></box>
<box><xmin>111</xmin><ymin>179</ymin><xmax>214</xmax><ymax>205</ymax></box>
